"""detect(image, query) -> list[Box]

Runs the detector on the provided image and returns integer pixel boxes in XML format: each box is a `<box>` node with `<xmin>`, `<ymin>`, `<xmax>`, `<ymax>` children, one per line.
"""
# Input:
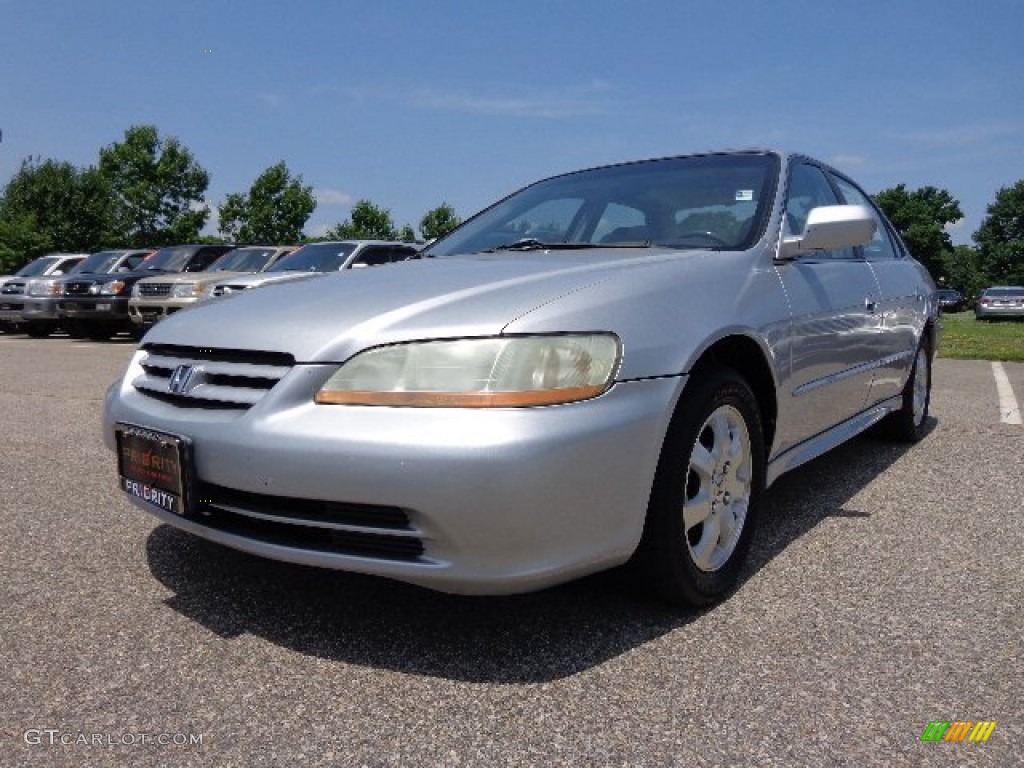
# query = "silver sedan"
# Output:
<box><xmin>103</xmin><ymin>150</ymin><xmax>938</xmax><ymax>607</ymax></box>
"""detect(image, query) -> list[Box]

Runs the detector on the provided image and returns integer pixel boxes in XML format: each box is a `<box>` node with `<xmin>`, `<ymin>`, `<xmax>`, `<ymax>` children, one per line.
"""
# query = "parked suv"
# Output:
<box><xmin>58</xmin><ymin>244</ymin><xmax>234</xmax><ymax>340</ymax></box>
<box><xmin>208</xmin><ymin>241</ymin><xmax>418</xmax><ymax>297</ymax></box>
<box><xmin>0</xmin><ymin>253</ymin><xmax>88</xmax><ymax>336</ymax></box>
<box><xmin>53</xmin><ymin>249</ymin><xmax>154</xmax><ymax>338</ymax></box>
<box><xmin>128</xmin><ymin>246</ymin><xmax>294</xmax><ymax>326</ymax></box>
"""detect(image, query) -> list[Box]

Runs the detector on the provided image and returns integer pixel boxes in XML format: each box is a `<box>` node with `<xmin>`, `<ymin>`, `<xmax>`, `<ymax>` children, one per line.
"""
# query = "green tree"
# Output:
<box><xmin>419</xmin><ymin>203</ymin><xmax>461</xmax><ymax>241</ymax></box>
<box><xmin>326</xmin><ymin>199</ymin><xmax>399</xmax><ymax>240</ymax></box>
<box><xmin>218</xmin><ymin>162</ymin><xmax>316</xmax><ymax>243</ymax></box>
<box><xmin>974</xmin><ymin>180</ymin><xmax>1024</xmax><ymax>285</ymax></box>
<box><xmin>98</xmin><ymin>125</ymin><xmax>210</xmax><ymax>247</ymax></box>
<box><xmin>940</xmin><ymin>245</ymin><xmax>986</xmax><ymax>301</ymax></box>
<box><xmin>0</xmin><ymin>157</ymin><xmax>114</xmax><ymax>264</ymax></box>
<box><xmin>873</xmin><ymin>184</ymin><xmax>963</xmax><ymax>280</ymax></box>
<box><xmin>0</xmin><ymin>214</ymin><xmax>51</xmax><ymax>272</ymax></box>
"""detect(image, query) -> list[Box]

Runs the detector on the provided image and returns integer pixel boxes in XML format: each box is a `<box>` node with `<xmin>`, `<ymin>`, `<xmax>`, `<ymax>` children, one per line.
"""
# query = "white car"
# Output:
<box><xmin>0</xmin><ymin>253</ymin><xmax>88</xmax><ymax>335</ymax></box>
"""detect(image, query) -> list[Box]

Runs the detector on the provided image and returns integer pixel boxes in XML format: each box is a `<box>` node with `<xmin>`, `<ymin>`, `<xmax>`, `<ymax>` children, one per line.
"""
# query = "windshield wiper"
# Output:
<box><xmin>485</xmin><ymin>238</ymin><xmax>646</xmax><ymax>252</ymax></box>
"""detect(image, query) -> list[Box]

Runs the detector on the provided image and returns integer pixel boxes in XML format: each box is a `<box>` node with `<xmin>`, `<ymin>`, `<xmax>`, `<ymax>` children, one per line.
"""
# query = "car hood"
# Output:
<box><xmin>213</xmin><ymin>271</ymin><xmax>327</xmax><ymax>288</ymax></box>
<box><xmin>137</xmin><ymin>270</ymin><xmax>254</xmax><ymax>286</ymax></box>
<box><xmin>144</xmin><ymin>248</ymin><xmax>721</xmax><ymax>365</ymax></box>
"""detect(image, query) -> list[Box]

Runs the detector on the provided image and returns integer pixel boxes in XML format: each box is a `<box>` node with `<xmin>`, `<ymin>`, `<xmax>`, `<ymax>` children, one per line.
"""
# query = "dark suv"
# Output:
<box><xmin>58</xmin><ymin>244</ymin><xmax>234</xmax><ymax>340</ymax></box>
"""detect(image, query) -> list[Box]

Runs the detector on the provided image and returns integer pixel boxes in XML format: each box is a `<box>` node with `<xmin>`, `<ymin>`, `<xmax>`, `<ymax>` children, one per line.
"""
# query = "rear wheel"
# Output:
<box><xmin>877</xmin><ymin>337</ymin><xmax>931</xmax><ymax>442</ymax></box>
<box><xmin>633</xmin><ymin>368</ymin><xmax>765</xmax><ymax>607</ymax></box>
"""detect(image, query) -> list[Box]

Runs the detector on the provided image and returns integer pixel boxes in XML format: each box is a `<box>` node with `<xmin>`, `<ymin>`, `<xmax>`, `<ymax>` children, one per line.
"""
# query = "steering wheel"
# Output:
<box><xmin>675</xmin><ymin>230</ymin><xmax>729</xmax><ymax>247</ymax></box>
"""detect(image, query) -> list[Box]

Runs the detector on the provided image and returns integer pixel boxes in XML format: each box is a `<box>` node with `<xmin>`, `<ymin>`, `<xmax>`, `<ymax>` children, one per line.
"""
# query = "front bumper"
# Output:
<box><xmin>103</xmin><ymin>358</ymin><xmax>683</xmax><ymax>594</ymax></box>
<box><xmin>0</xmin><ymin>296</ymin><xmax>59</xmax><ymax>322</ymax></box>
<box><xmin>58</xmin><ymin>296</ymin><xmax>130</xmax><ymax>320</ymax></box>
<box><xmin>129</xmin><ymin>297</ymin><xmax>199</xmax><ymax>326</ymax></box>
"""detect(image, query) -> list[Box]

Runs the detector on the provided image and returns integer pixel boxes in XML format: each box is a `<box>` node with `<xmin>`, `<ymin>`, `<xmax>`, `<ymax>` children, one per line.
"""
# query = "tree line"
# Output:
<box><xmin>2</xmin><ymin>125</ymin><xmax>1022</xmax><ymax>294</ymax></box>
<box><xmin>0</xmin><ymin>124</ymin><xmax>462</xmax><ymax>273</ymax></box>
<box><xmin>872</xmin><ymin>183</ymin><xmax>1024</xmax><ymax>299</ymax></box>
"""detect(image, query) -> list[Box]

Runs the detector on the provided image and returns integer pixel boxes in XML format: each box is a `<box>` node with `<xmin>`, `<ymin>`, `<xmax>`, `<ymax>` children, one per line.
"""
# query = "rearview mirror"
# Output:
<box><xmin>778</xmin><ymin>204</ymin><xmax>876</xmax><ymax>261</ymax></box>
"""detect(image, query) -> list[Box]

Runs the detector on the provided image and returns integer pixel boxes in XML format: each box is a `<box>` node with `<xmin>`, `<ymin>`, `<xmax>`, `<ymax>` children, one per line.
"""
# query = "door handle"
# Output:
<box><xmin>864</xmin><ymin>296</ymin><xmax>877</xmax><ymax>313</ymax></box>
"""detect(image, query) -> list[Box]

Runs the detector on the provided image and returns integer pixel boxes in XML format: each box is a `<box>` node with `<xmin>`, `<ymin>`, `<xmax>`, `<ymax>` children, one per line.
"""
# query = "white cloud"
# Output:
<box><xmin>191</xmin><ymin>200</ymin><xmax>220</xmax><ymax>236</ymax></box>
<box><xmin>412</xmin><ymin>81</ymin><xmax>613</xmax><ymax>119</ymax></box>
<box><xmin>314</xmin><ymin>188</ymin><xmax>354</xmax><ymax>206</ymax></box>
<box><xmin>900</xmin><ymin>122</ymin><xmax>1022</xmax><ymax>149</ymax></box>
<box><xmin>306</xmin><ymin>222</ymin><xmax>333</xmax><ymax>238</ymax></box>
<box><xmin>829</xmin><ymin>154</ymin><xmax>869</xmax><ymax>170</ymax></box>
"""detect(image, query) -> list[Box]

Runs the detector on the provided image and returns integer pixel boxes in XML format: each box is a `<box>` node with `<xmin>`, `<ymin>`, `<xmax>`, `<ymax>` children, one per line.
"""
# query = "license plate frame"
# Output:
<box><xmin>114</xmin><ymin>423</ymin><xmax>194</xmax><ymax>516</ymax></box>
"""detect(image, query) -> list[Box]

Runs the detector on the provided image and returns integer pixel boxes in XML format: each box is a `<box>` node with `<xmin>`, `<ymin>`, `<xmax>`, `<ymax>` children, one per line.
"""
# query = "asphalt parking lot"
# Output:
<box><xmin>2</xmin><ymin>336</ymin><xmax>1020</xmax><ymax>767</ymax></box>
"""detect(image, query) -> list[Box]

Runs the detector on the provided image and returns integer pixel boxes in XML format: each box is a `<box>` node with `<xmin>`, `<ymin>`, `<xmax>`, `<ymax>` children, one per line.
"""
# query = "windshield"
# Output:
<box><xmin>208</xmin><ymin>247</ymin><xmax>279</xmax><ymax>272</ymax></box>
<box><xmin>141</xmin><ymin>246</ymin><xmax>198</xmax><ymax>272</ymax></box>
<box><xmin>426</xmin><ymin>153</ymin><xmax>780</xmax><ymax>257</ymax></box>
<box><xmin>267</xmin><ymin>242</ymin><xmax>355</xmax><ymax>272</ymax></box>
<box><xmin>15</xmin><ymin>256</ymin><xmax>62</xmax><ymax>277</ymax></box>
<box><xmin>74</xmin><ymin>250</ymin><xmax>128</xmax><ymax>274</ymax></box>
<box><xmin>985</xmin><ymin>287</ymin><xmax>1024</xmax><ymax>297</ymax></box>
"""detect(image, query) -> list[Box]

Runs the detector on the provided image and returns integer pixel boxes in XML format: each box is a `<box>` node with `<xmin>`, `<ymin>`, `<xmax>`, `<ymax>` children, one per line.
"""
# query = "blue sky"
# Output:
<box><xmin>2</xmin><ymin>0</ymin><xmax>1022</xmax><ymax>244</ymax></box>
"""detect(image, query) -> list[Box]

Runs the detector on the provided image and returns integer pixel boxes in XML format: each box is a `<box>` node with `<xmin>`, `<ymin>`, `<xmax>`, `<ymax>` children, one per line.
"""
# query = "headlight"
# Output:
<box><xmin>171</xmin><ymin>283</ymin><xmax>200</xmax><ymax>298</ymax></box>
<box><xmin>97</xmin><ymin>280</ymin><xmax>126</xmax><ymax>296</ymax></box>
<box><xmin>315</xmin><ymin>334</ymin><xmax>621</xmax><ymax>407</ymax></box>
<box><xmin>27</xmin><ymin>280</ymin><xmax>57</xmax><ymax>297</ymax></box>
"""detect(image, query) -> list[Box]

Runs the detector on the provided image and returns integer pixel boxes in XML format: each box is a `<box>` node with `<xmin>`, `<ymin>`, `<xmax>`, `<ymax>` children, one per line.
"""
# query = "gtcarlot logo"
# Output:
<box><xmin>23</xmin><ymin>729</ymin><xmax>203</xmax><ymax>747</ymax></box>
<box><xmin>920</xmin><ymin>720</ymin><xmax>997</xmax><ymax>742</ymax></box>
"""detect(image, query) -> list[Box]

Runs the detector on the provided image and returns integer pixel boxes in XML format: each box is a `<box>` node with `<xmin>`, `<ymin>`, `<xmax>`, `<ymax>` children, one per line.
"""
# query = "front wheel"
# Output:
<box><xmin>24</xmin><ymin>321</ymin><xmax>55</xmax><ymax>338</ymax></box>
<box><xmin>633</xmin><ymin>368</ymin><xmax>765</xmax><ymax>607</ymax></box>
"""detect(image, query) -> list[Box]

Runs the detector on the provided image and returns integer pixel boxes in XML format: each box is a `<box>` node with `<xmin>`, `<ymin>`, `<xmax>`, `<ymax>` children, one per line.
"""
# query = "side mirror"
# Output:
<box><xmin>51</xmin><ymin>270</ymin><xmax>64</xmax><ymax>276</ymax></box>
<box><xmin>778</xmin><ymin>205</ymin><xmax>876</xmax><ymax>261</ymax></box>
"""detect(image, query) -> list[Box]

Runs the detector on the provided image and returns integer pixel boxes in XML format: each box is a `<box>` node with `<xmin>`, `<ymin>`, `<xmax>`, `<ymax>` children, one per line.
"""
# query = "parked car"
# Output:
<box><xmin>936</xmin><ymin>288</ymin><xmax>966</xmax><ymax>313</ymax></box>
<box><xmin>35</xmin><ymin>249</ymin><xmax>153</xmax><ymax>338</ymax></box>
<box><xmin>59</xmin><ymin>244</ymin><xmax>235</xmax><ymax>340</ymax></box>
<box><xmin>207</xmin><ymin>241</ymin><xmax>418</xmax><ymax>297</ymax></box>
<box><xmin>103</xmin><ymin>150</ymin><xmax>938</xmax><ymax>607</ymax></box>
<box><xmin>974</xmin><ymin>286</ymin><xmax>1024</xmax><ymax>320</ymax></box>
<box><xmin>0</xmin><ymin>253</ymin><xmax>88</xmax><ymax>336</ymax></box>
<box><xmin>128</xmin><ymin>246</ymin><xmax>295</xmax><ymax>327</ymax></box>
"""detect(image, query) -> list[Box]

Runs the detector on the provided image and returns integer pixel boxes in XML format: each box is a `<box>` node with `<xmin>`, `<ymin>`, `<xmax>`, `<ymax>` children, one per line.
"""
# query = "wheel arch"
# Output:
<box><xmin>684</xmin><ymin>334</ymin><xmax>778</xmax><ymax>454</ymax></box>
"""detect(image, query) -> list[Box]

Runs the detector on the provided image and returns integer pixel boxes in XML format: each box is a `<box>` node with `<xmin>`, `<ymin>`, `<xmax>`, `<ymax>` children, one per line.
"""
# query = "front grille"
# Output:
<box><xmin>193</xmin><ymin>482</ymin><xmax>424</xmax><ymax>561</ymax></box>
<box><xmin>138</xmin><ymin>283</ymin><xmax>172</xmax><ymax>297</ymax></box>
<box><xmin>132</xmin><ymin>343</ymin><xmax>295</xmax><ymax>409</ymax></box>
<box><xmin>64</xmin><ymin>281</ymin><xmax>96</xmax><ymax>296</ymax></box>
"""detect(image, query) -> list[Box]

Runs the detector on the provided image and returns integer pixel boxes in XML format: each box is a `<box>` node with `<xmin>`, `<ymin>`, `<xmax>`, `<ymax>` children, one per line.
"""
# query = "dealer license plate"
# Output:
<box><xmin>115</xmin><ymin>423</ymin><xmax>193</xmax><ymax>516</ymax></box>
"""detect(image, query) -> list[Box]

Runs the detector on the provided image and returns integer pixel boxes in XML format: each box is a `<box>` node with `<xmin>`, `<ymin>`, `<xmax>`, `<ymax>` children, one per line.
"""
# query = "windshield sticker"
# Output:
<box><xmin>735</xmin><ymin>190</ymin><xmax>754</xmax><ymax>202</ymax></box>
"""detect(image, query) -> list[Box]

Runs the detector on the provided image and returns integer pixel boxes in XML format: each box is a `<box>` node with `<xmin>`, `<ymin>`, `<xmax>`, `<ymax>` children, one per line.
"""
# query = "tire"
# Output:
<box><xmin>877</xmin><ymin>337</ymin><xmax>931</xmax><ymax>442</ymax></box>
<box><xmin>85</xmin><ymin>324</ymin><xmax>113</xmax><ymax>341</ymax></box>
<box><xmin>65</xmin><ymin>320</ymin><xmax>87</xmax><ymax>339</ymax></box>
<box><xmin>24</xmin><ymin>321</ymin><xmax>55</xmax><ymax>338</ymax></box>
<box><xmin>633</xmin><ymin>368</ymin><xmax>765</xmax><ymax>607</ymax></box>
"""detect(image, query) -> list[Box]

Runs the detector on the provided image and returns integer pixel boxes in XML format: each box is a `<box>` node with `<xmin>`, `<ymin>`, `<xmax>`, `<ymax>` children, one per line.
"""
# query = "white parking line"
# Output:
<box><xmin>991</xmin><ymin>362</ymin><xmax>1022</xmax><ymax>425</ymax></box>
